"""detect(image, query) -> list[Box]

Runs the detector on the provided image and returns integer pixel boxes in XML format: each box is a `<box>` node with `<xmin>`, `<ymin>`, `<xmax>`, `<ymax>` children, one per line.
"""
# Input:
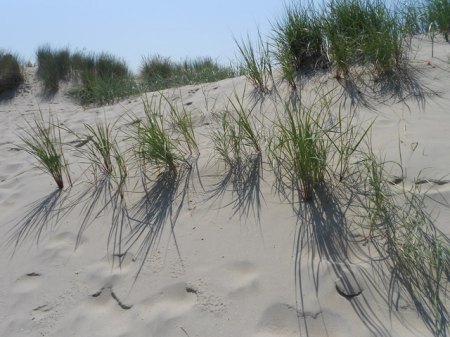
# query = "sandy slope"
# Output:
<box><xmin>0</xmin><ymin>36</ymin><xmax>449</xmax><ymax>337</ymax></box>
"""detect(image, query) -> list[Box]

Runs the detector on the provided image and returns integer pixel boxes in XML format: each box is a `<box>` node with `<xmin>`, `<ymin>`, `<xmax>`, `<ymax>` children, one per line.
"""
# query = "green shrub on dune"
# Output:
<box><xmin>72</xmin><ymin>52</ymin><xmax>136</xmax><ymax>106</ymax></box>
<box><xmin>36</xmin><ymin>45</ymin><xmax>136</xmax><ymax>105</ymax></box>
<box><xmin>36</xmin><ymin>45</ymin><xmax>71</xmax><ymax>92</ymax></box>
<box><xmin>140</xmin><ymin>55</ymin><xmax>236</xmax><ymax>91</ymax></box>
<box><xmin>273</xmin><ymin>2</ymin><xmax>328</xmax><ymax>84</ymax></box>
<box><xmin>0</xmin><ymin>51</ymin><xmax>24</xmax><ymax>94</ymax></box>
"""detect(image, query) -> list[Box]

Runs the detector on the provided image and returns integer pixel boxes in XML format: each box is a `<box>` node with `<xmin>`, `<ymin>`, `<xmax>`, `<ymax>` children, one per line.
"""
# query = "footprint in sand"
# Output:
<box><xmin>13</xmin><ymin>272</ymin><xmax>42</xmax><ymax>294</ymax></box>
<box><xmin>219</xmin><ymin>261</ymin><xmax>260</xmax><ymax>296</ymax></box>
<box><xmin>414</xmin><ymin>178</ymin><xmax>450</xmax><ymax>186</ymax></box>
<box><xmin>137</xmin><ymin>282</ymin><xmax>198</xmax><ymax>321</ymax></box>
<box><xmin>256</xmin><ymin>303</ymin><xmax>320</xmax><ymax>337</ymax></box>
<box><xmin>91</xmin><ymin>286</ymin><xmax>132</xmax><ymax>310</ymax></box>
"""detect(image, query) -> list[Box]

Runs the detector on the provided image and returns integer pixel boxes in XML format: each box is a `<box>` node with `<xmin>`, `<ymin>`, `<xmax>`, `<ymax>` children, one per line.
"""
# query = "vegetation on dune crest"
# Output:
<box><xmin>272</xmin><ymin>2</ymin><xmax>328</xmax><ymax>85</ymax></box>
<box><xmin>238</xmin><ymin>0</ymin><xmax>446</xmax><ymax>92</ymax></box>
<box><xmin>0</xmin><ymin>51</ymin><xmax>24</xmax><ymax>94</ymax></box>
<box><xmin>71</xmin><ymin>52</ymin><xmax>136</xmax><ymax>106</ymax></box>
<box><xmin>35</xmin><ymin>46</ymin><xmax>238</xmax><ymax>106</ymax></box>
<box><xmin>139</xmin><ymin>55</ymin><xmax>237</xmax><ymax>92</ymax></box>
<box><xmin>36</xmin><ymin>45</ymin><xmax>71</xmax><ymax>92</ymax></box>
<box><xmin>36</xmin><ymin>45</ymin><xmax>136</xmax><ymax>104</ymax></box>
<box><xmin>235</xmin><ymin>32</ymin><xmax>273</xmax><ymax>94</ymax></box>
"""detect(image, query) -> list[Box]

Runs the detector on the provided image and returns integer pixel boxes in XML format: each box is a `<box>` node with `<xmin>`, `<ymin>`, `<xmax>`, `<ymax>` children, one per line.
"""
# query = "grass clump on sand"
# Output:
<box><xmin>235</xmin><ymin>32</ymin><xmax>273</xmax><ymax>94</ymax></box>
<box><xmin>140</xmin><ymin>55</ymin><xmax>237</xmax><ymax>92</ymax></box>
<box><xmin>68</xmin><ymin>120</ymin><xmax>128</xmax><ymax>198</ymax></box>
<box><xmin>270</xmin><ymin>97</ymin><xmax>330</xmax><ymax>202</ymax></box>
<box><xmin>165</xmin><ymin>95</ymin><xmax>199</xmax><ymax>157</ymax></box>
<box><xmin>238</xmin><ymin>0</ymin><xmax>416</xmax><ymax>92</ymax></box>
<box><xmin>0</xmin><ymin>51</ymin><xmax>24</xmax><ymax>94</ymax></box>
<box><xmin>272</xmin><ymin>2</ymin><xmax>328</xmax><ymax>87</ymax></box>
<box><xmin>18</xmin><ymin>111</ymin><xmax>72</xmax><ymax>189</ymax></box>
<box><xmin>132</xmin><ymin>95</ymin><xmax>196</xmax><ymax>174</ymax></box>
<box><xmin>323</xmin><ymin>0</ymin><xmax>409</xmax><ymax>78</ymax></box>
<box><xmin>211</xmin><ymin>90</ymin><xmax>262</xmax><ymax>169</ymax></box>
<box><xmin>269</xmin><ymin>89</ymin><xmax>371</xmax><ymax>201</ymax></box>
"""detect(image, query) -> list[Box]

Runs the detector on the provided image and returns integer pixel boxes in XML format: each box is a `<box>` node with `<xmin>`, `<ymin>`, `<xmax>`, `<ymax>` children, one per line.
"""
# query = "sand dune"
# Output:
<box><xmin>0</xmin><ymin>37</ymin><xmax>449</xmax><ymax>337</ymax></box>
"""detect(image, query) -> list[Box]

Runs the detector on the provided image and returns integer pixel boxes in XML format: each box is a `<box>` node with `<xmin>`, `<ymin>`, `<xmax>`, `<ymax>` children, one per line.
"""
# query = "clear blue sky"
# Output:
<box><xmin>1</xmin><ymin>0</ymin><xmax>285</xmax><ymax>73</ymax></box>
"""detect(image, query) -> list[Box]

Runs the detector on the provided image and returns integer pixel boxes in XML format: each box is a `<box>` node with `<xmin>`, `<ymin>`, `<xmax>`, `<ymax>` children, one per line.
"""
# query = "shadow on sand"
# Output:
<box><xmin>291</xmin><ymin>185</ymin><xmax>394</xmax><ymax>337</ymax></box>
<box><xmin>7</xmin><ymin>189</ymin><xmax>74</xmax><ymax>254</ymax></box>
<box><xmin>337</xmin><ymin>66</ymin><xmax>430</xmax><ymax>110</ymax></box>
<box><xmin>71</xmin><ymin>174</ymin><xmax>130</xmax><ymax>266</ymax></box>
<box><xmin>289</xmin><ymin>178</ymin><xmax>449</xmax><ymax>337</ymax></box>
<box><xmin>125</xmin><ymin>164</ymin><xmax>195</xmax><ymax>277</ymax></box>
<box><xmin>207</xmin><ymin>153</ymin><xmax>264</xmax><ymax>222</ymax></box>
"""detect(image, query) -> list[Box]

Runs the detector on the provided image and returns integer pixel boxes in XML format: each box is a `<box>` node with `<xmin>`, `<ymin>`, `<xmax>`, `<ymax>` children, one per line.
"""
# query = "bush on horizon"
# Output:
<box><xmin>36</xmin><ymin>45</ymin><xmax>136</xmax><ymax>105</ymax></box>
<box><xmin>36</xmin><ymin>46</ymin><xmax>238</xmax><ymax>105</ymax></box>
<box><xmin>36</xmin><ymin>45</ymin><xmax>71</xmax><ymax>92</ymax></box>
<box><xmin>0</xmin><ymin>51</ymin><xmax>24</xmax><ymax>94</ymax></box>
<box><xmin>71</xmin><ymin>52</ymin><xmax>137</xmax><ymax>106</ymax></box>
<box><xmin>140</xmin><ymin>55</ymin><xmax>237</xmax><ymax>91</ymax></box>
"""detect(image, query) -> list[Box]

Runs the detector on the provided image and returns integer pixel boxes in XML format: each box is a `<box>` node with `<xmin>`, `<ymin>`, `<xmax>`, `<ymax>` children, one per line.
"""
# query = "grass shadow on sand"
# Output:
<box><xmin>6</xmin><ymin>189</ymin><xmax>74</xmax><ymax>254</ymax></box>
<box><xmin>292</xmin><ymin>185</ymin><xmax>394</xmax><ymax>337</ymax></box>
<box><xmin>207</xmin><ymin>153</ymin><xmax>264</xmax><ymax>222</ymax></box>
<box><xmin>360</xmin><ymin>204</ymin><xmax>450</xmax><ymax>337</ymax></box>
<box><xmin>72</xmin><ymin>174</ymin><xmax>131</xmax><ymax>267</ymax></box>
<box><xmin>337</xmin><ymin>66</ymin><xmax>429</xmax><ymax>110</ymax></box>
<box><xmin>126</xmin><ymin>164</ymin><xmax>195</xmax><ymax>278</ymax></box>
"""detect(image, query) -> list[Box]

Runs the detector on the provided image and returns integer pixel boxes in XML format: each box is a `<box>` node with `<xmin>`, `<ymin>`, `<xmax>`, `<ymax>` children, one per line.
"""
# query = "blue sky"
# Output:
<box><xmin>1</xmin><ymin>0</ymin><xmax>285</xmax><ymax>72</ymax></box>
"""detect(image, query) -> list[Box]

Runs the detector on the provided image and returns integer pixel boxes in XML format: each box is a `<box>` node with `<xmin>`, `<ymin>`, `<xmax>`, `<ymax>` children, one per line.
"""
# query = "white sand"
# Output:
<box><xmin>0</xmin><ymin>36</ymin><xmax>449</xmax><ymax>337</ymax></box>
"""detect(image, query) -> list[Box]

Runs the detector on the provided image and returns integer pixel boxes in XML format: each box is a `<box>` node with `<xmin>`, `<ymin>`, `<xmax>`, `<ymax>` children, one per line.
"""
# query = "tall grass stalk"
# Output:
<box><xmin>211</xmin><ymin>110</ymin><xmax>241</xmax><ymax>168</ymax></box>
<box><xmin>19</xmin><ymin>112</ymin><xmax>71</xmax><ymax>189</ymax></box>
<box><xmin>164</xmin><ymin>95</ymin><xmax>199</xmax><ymax>157</ymax></box>
<box><xmin>325</xmin><ymin>101</ymin><xmax>374</xmax><ymax>181</ymax></box>
<box><xmin>66</xmin><ymin>119</ymin><xmax>129</xmax><ymax>198</ymax></box>
<box><xmin>83</xmin><ymin>121</ymin><xmax>116</xmax><ymax>175</ymax></box>
<box><xmin>270</xmin><ymin>99</ymin><xmax>329</xmax><ymax>202</ymax></box>
<box><xmin>133</xmin><ymin>95</ymin><xmax>185</xmax><ymax>173</ymax></box>
<box><xmin>211</xmin><ymin>90</ymin><xmax>262</xmax><ymax>168</ymax></box>
<box><xmin>111</xmin><ymin>145</ymin><xmax>128</xmax><ymax>199</ymax></box>
<box><xmin>235</xmin><ymin>31</ymin><xmax>273</xmax><ymax>94</ymax></box>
